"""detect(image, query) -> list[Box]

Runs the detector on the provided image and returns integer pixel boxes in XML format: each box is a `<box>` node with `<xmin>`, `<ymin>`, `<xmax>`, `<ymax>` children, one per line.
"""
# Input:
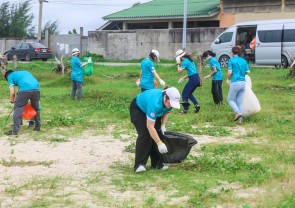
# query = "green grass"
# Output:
<box><xmin>0</xmin><ymin>61</ymin><xmax>294</xmax><ymax>207</ymax></box>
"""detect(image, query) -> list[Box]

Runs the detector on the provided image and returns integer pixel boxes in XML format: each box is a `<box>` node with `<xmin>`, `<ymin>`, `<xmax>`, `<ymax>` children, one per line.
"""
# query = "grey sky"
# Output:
<box><xmin>30</xmin><ymin>0</ymin><xmax>151</xmax><ymax>35</ymax></box>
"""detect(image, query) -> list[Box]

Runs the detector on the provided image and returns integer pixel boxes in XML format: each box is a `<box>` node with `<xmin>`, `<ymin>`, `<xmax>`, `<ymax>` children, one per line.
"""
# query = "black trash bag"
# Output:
<box><xmin>159</xmin><ymin>131</ymin><xmax>197</xmax><ymax>163</ymax></box>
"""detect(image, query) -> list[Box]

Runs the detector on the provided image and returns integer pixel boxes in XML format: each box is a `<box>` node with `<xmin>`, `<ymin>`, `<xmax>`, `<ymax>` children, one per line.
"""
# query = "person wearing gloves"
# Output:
<box><xmin>138</xmin><ymin>49</ymin><xmax>165</xmax><ymax>92</ymax></box>
<box><xmin>2</xmin><ymin>69</ymin><xmax>41</xmax><ymax>135</ymax></box>
<box><xmin>129</xmin><ymin>87</ymin><xmax>181</xmax><ymax>173</ymax></box>
<box><xmin>227</xmin><ymin>46</ymin><xmax>250</xmax><ymax>124</ymax></box>
<box><xmin>202</xmin><ymin>50</ymin><xmax>224</xmax><ymax>105</ymax></box>
<box><xmin>175</xmin><ymin>49</ymin><xmax>201</xmax><ymax>114</ymax></box>
<box><xmin>71</xmin><ymin>48</ymin><xmax>89</xmax><ymax>101</ymax></box>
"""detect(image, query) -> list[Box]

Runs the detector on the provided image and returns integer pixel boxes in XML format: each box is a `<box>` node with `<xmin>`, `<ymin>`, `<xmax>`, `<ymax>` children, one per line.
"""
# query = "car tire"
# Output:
<box><xmin>42</xmin><ymin>59</ymin><xmax>48</xmax><ymax>61</ymax></box>
<box><xmin>219</xmin><ymin>55</ymin><xmax>230</xmax><ymax>68</ymax></box>
<box><xmin>275</xmin><ymin>55</ymin><xmax>288</xmax><ymax>69</ymax></box>
<box><xmin>25</xmin><ymin>53</ymin><xmax>31</xmax><ymax>61</ymax></box>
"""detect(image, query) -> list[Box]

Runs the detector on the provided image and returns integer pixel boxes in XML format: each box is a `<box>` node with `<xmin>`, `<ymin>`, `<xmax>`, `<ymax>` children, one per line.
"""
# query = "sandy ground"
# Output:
<box><xmin>0</xmin><ymin>126</ymin><xmax>253</xmax><ymax>207</ymax></box>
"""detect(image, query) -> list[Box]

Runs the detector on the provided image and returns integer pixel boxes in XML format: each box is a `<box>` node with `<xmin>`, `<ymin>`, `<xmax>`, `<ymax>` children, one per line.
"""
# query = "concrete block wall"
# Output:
<box><xmin>88</xmin><ymin>28</ymin><xmax>226</xmax><ymax>60</ymax></box>
<box><xmin>0</xmin><ymin>38</ymin><xmax>36</xmax><ymax>54</ymax></box>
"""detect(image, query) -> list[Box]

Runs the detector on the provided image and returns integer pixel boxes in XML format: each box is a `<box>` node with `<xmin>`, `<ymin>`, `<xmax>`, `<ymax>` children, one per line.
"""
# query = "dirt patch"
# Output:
<box><xmin>0</xmin><ymin>133</ymin><xmax>131</xmax><ymax>181</ymax></box>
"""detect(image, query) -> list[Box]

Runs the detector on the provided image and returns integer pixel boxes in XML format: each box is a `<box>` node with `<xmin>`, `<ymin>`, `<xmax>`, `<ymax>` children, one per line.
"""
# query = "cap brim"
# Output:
<box><xmin>170</xmin><ymin>100</ymin><xmax>180</xmax><ymax>109</ymax></box>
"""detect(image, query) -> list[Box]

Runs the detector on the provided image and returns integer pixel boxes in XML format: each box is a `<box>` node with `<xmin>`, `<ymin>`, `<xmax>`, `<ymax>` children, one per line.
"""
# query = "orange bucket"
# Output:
<box><xmin>22</xmin><ymin>104</ymin><xmax>37</xmax><ymax>120</ymax></box>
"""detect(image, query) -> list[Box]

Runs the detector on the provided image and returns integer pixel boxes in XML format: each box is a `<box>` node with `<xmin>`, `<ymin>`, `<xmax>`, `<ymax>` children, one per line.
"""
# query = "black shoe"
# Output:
<box><xmin>28</xmin><ymin>121</ymin><xmax>35</xmax><ymax>128</ymax></box>
<box><xmin>179</xmin><ymin>110</ymin><xmax>188</xmax><ymax>114</ymax></box>
<box><xmin>33</xmin><ymin>127</ymin><xmax>40</xmax><ymax>131</ymax></box>
<box><xmin>194</xmin><ymin>105</ymin><xmax>201</xmax><ymax>113</ymax></box>
<box><xmin>5</xmin><ymin>130</ymin><xmax>18</xmax><ymax>135</ymax></box>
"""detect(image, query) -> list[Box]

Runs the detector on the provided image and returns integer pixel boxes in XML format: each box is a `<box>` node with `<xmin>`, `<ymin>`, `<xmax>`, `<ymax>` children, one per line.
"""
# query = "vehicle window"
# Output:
<box><xmin>219</xmin><ymin>32</ymin><xmax>233</xmax><ymax>43</ymax></box>
<box><xmin>283</xmin><ymin>29</ymin><xmax>295</xmax><ymax>42</ymax></box>
<box><xmin>258</xmin><ymin>30</ymin><xmax>282</xmax><ymax>43</ymax></box>
<box><xmin>31</xmin><ymin>43</ymin><xmax>46</xmax><ymax>48</ymax></box>
<box><xmin>20</xmin><ymin>43</ymin><xmax>30</xmax><ymax>49</ymax></box>
<box><xmin>14</xmin><ymin>43</ymin><xmax>22</xmax><ymax>49</ymax></box>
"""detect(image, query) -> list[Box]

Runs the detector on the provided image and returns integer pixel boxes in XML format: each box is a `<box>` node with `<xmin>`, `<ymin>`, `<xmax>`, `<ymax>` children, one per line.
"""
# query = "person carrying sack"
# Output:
<box><xmin>175</xmin><ymin>49</ymin><xmax>201</xmax><ymax>114</ymax></box>
<box><xmin>129</xmin><ymin>87</ymin><xmax>181</xmax><ymax>173</ymax></box>
<box><xmin>71</xmin><ymin>48</ymin><xmax>89</xmax><ymax>101</ymax></box>
<box><xmin>2</xmin><ymin>68</ymin><xmax>41</xmax><ymax>135</ymax></box>
<box><xmin>227</xmin><ymin>46</ymin><xmax>250</xmax><ymax>124</ymax></box>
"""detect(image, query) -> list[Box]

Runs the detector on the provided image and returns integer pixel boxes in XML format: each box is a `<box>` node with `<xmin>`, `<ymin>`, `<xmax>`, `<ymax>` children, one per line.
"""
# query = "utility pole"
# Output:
<box><xmin>38</xmin><ymin>0</ymin><xmax>48</xmax><ymax>42</ymax></box>
<box><xmin>182</xmin><ymin>0</ymin><xmax>188</xmax><ymax>50</ymax></box>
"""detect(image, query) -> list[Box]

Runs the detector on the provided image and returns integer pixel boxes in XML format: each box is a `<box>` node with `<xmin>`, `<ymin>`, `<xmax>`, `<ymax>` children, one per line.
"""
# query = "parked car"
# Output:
<box><xmin>4</xmin><ymin>42</ymin><xmax>52</xmax><ymax>61</ymax></box>
<box><xmin>211</xmin><ymin>19</ymin><xmax>295</xmax><ymax>68</ymax></box>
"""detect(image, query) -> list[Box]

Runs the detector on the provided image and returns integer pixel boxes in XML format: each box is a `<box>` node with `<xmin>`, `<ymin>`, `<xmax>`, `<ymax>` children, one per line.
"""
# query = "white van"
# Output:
<box><xmin>211</xmin><ymin>19</ymin><xmax>295</xmax><ymax>68</ymax></box>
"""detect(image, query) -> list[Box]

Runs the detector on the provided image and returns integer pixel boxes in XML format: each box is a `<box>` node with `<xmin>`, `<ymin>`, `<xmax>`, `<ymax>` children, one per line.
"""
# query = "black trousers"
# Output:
<box><xmin>130</xmin><ymin>98</ymin><xmax>163</xmax><ymax>171</ymax></box>
<box><xmin>211</xmin><ymin>80</ymin><xmax>223</xmax><ymax>105</ymax></box>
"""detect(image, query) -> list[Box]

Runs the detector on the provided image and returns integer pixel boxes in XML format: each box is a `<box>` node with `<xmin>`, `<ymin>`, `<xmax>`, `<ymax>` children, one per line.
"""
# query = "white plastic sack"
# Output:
<box><xmin>245</xmin><ymin>74</ymin><xmax>252</xmax><ymax>88</ymax></box>
<box><xmin>242</xmin><ymin>77</ymin><xmax>261</xmax><ymax>116</ymax></box>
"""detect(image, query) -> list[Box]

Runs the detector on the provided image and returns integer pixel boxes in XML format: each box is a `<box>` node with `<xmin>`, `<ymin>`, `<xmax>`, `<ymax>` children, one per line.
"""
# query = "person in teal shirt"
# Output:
<box><xmin>129</xmin><ymin>87</ymin><xmax>180</xmax><ymax>173</ymax></box>
<box><xmin>203</xmin><ymin>50</ymin><xmax>224</xmax><ymax>105</ymax></box>
<box><xmin>71</xmin><ymin>48</ymin><xmax>89</xmax><ymax>100</ymax></box>
<box><xmin>139</xmin><ymin>49</ymin><xmax>165</xmax><ymax>92</ymax></box>
<box><xmin>227</xmin><ymin>46</ymin><xmax>250</xmax><ymax>124</ymax></box>
<box><xmin>175</xmin><ymin>49</ymin><xmax>201</xmax><ymax>114</ymax></box>
<box><xmin>3</xmin><ymin>69</ymin><xmax>41</xmax><ymax>135</ymax></box>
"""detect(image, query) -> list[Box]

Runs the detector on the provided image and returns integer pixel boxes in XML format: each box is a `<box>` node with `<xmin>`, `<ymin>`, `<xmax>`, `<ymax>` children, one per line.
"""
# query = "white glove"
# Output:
<box><xmin>157</xmin><ymin>141</ymin><xmax>168</xmax><ymax>154</ymax></box>
<box><xmin>159</xmin><ymin>79</ymin><xmax>165</xmax><ymax>86</ymax></box>
<box><xmin>204</xmin><ymin>75</ymin><xmax>211</xmax><ymax>79</ymax></box>
<box><xmin>176</xmin><ymin>57</ymin><xmax>181</xmax><ymax>65</ymax></box>
<box><xmin>226</xmin><ymin>79</ymin><xmax>231</xmax><ymax>85</ymax></box>
<box><xmin>160</xmin><ymin>124</ymin><xmax>166</xmax><ymax>135</ymax></box>
<box><xmin>178</xmin><ymin>78</ymin><xmax>184</xmax><ymax>83</ymax></box>
<box><xmin>136</xmin><ymin>80</ymin><xmax>140</xmax><ymax>87</ymax></box>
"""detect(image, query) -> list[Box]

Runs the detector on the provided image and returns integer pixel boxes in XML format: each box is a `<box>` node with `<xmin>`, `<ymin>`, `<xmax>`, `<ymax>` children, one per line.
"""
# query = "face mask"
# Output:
<box><xmin>205</xmin><ymin>57</ymin><xmax>210</xmax><ymax>62</ymax></box>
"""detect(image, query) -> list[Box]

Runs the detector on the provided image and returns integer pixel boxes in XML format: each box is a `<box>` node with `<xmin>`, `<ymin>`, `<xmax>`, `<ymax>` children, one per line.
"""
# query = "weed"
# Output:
<box><xmin>46</xmin><ymin>115</ymin><xmax>83</xmax><ymax>127</ymax></box>
<box><xmin>124</xmin><ymin>142</ymin><xmax>136</xmax><ymax>153</ymax></box>
<box><xmin>0</xmin><ymin>157</ymin><xmax>54</xmax><ymax>167</ymax></box>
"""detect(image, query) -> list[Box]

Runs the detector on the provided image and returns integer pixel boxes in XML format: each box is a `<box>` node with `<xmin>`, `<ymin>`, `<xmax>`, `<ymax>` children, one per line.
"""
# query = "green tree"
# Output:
<box><xmin>0</xmin><ymin>2</ymin><xmax>10</xmax><ymax>37</ymax></box>
<box><xmin>68</xmin><ymin>29</ymin><xmax>78</xmax><ymax>35</ymax></box>
<box><xmin>0</xmin><ymin>0</ymin><xmax>35</xmax><ymax>38</ymax></box>
<box><xmin>42</xmin><ymin>20</ymin><xmax>60</xmax><ymax>38</ymax></box>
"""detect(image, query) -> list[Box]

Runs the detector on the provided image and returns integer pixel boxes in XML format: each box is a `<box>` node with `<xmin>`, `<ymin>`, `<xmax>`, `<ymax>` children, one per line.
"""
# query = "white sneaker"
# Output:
<box><xmin>161</xmin><ymin>166</ymin><xmax>169</xmax><ymax>171</ymax></box>
<box><xmin>135</xmin><ymin>165</ymin><xmax>146</xmax><ymax>173</ymax></box>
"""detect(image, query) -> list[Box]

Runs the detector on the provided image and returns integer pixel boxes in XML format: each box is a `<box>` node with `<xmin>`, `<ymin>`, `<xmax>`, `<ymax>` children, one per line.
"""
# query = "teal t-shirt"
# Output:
<box><xmin>136</xmin><ymin>89</ymin><xmax>172</xmax><ymax>121</ymax></box>
<box><xmin>228</xmin><ymin>56</ymin><xmax>250</xmax><ymax>82</ymax></box>
<box><xmin>140</xmin><ymin>58</ymin><xmax>156</xmax><ymax>90</ymax></box>
<box><xmin>209</xmin><ymin>57</ymin><xmax>223</xmax><ymax>80</ymax></box>
<box><xmin>7</xmin><ymin>71</ymin><xmax>39</xmax><ymax>91</ymax></box>
<box><xmin>180</xmin><ymin>58</ymin><xmax>198</xmax><ymax>77</ymax></box>
<box><xmin>71</xmin><ymin>56</ymin><xmax>83</xmax><ymax>82</ymax></box>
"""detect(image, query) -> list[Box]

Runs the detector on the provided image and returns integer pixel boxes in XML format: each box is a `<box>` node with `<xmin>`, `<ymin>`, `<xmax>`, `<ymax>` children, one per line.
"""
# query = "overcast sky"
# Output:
<box><xmin>28</xmin><ymin>0</ymin><xmax>151</xmax><ymax>35</ymax></box>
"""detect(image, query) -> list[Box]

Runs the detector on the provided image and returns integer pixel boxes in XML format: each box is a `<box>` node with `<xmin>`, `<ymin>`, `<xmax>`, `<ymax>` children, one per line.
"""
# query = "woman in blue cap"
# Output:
<box><xmin>202</xmin><ymin>50</ymin><xmax>224</xmax><ymax>105</ymax></box>
<box><xmin>175</xmin><ymin>49</ymin><xmax>201</xmax><ymax>114</ymax></box>
<box><xmin>227</xmin><ymin>46</ymin><xmax>250</xmax><ymax>124</ymax></box>
<box><xmin>138</xmin><ymin>49</ymin><xmax>166</xmax><ymax>92</ymax></box>
<box><xmin>130</xmin><ymin>87</ymin><xmax>181</xmax><ymax>173</ymax></box>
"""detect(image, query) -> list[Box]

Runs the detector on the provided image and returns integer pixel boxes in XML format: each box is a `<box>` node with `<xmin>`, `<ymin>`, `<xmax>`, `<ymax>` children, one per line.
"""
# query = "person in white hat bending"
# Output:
<box><xmin>71</xmin><ymin>48</ymin><xmax>89</xmax><ymax>101</ymax></box>
<box><xmin>138</xmin><ymin>49</ymin><xmax>166</xmax><ymax>92</ymax></box>
<box><xmin>129</xmin><ymin>87</ymin><xmax>181</xmax><ymax>173</ymax></box>
<box><xmin>175</xmin><ymin>49</ymin><xmax>201</xmax><ymax>114</ymax></box>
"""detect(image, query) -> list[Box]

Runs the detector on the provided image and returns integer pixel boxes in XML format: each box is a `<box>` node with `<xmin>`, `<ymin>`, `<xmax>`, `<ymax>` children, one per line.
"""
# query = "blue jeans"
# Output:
<box><xmin>227</xmin><ymin>81</ymin><xmax>246</xmax><ymax>114</ymax></box>
<box><xmin>182</xmin><ymin>74</ymin><xmax>200</xmax><ymax>110</ymax></box>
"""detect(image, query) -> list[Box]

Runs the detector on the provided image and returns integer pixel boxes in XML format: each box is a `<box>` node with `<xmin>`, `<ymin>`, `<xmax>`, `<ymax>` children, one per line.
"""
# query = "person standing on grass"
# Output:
<box><xmin>227</xmin><ymin>46</ymin><xmax>250</xmax><ymax>124</ymax></box>
<box><xmin>138</xmin><ymin>49</ymin><xmax>166</xmax><ymax>92</ymax></box>
<box><xmin>2</xmin><ymin>68</ymin><xmax>41</xmax><ymax>135</ymax></box>
<box><xmin>175</xmin><ymin>49</ymin><xmax>201</xmax><ymax>114</ymax></box>
<box><xmin>71</xmin><ymin>48</ymin><xmax>89</xmax><ymax>101</ymax></box>
<box><xmin>129</xmin><ymin>87</ymin><xmax>181</xmax><ymax>173</ymax></box>
<box><xmin>202</xmin><ymin>50</ymin><xmax>224</xmax><ymax>105</ymax></box>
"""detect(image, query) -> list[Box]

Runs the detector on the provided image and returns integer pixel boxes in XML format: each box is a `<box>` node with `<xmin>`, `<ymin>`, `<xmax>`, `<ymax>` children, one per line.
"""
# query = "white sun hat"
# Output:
<box><xmin>151</xmin><ymin>49</ymin><xmax>160</xmax><ymax>62</ymax></box>
<box><xmin>164</xmin><ymin>87</ymin><xmax>181</xmax><ymax>109</ymax></box>
<box><xmin>175</xmin><ymin>49</ymin><xmax>187</xmax><ymax>58</ymax></box>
